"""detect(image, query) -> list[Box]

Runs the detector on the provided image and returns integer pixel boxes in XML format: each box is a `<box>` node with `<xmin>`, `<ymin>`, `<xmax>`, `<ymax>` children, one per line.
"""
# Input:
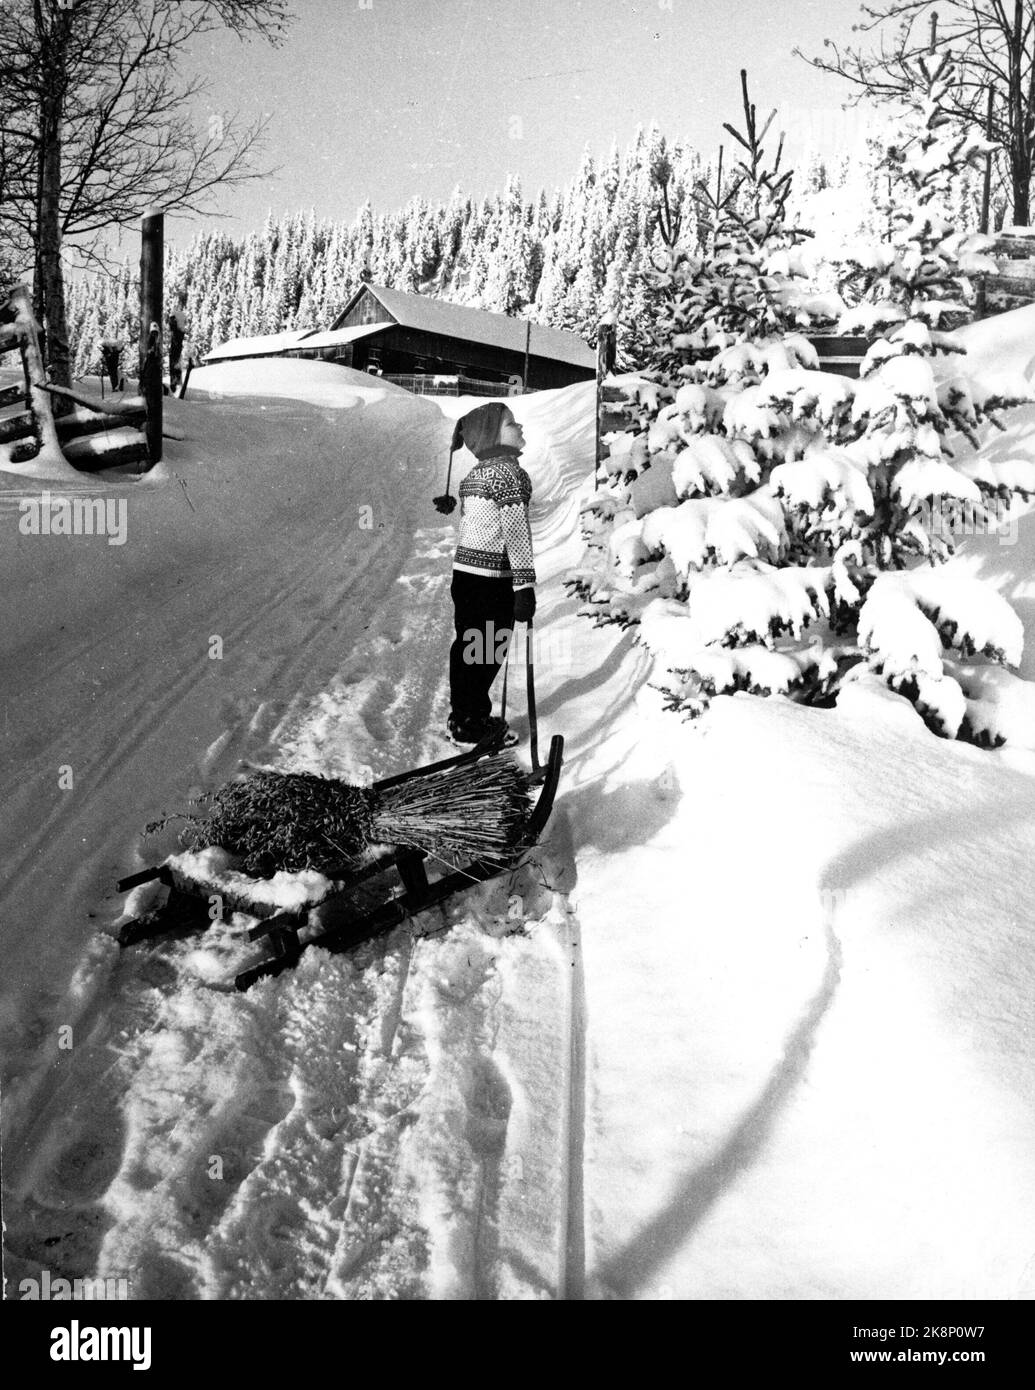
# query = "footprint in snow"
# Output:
<box><xmin>466</xmin><ymin>1056</ymin><xmax>512</xmax><ymax>1156</ymax></box>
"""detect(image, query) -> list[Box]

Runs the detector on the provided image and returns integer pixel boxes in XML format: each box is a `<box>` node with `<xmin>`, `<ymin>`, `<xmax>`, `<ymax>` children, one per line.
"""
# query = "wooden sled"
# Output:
<box><xmin>115</xmin><ymin>730</ymin><xmax>564</xmax><ymax>991</ymax></box>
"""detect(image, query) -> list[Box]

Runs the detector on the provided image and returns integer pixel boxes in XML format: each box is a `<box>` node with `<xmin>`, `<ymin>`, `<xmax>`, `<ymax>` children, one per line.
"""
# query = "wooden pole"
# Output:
<box><xmin>981</xmin><ymin>85</ymin><xmax>995</xmax><ymax>234</ymax></box>
<box><xmin>594</xmin><ymin>319</ymin><xmax>616</xmax><ymax>493</ymax></box>
<box><xmin>34</xmin><ymin>379</ymin><xmax>147</xmax><ymax>416</ymax></box>
<box><xmin>140</xmin><ymin>209</ymin><xmax>164</xmax><ymax>464</ymax></box>
<box><xmin>978</xmin><ymin>85</ymin><xmax>996</xmax><ymax>318</ymax></box>
<box><xmin>63</xmin><ymin>432</ymin><xmax>152</xmax><ymax>472</ymax></box>
<box><xmin>179</xmin><ymin>357</ymin><xmax>194</xmax><ymax>400</ymax></box>
<box><xmin>522</xmin><ymin>318</ymin><xmax>531</xmax><ymax>393</ymax></box>
<box><xmin>594</xmin><ymin>338</ymin><xmax>602</xmax><ymax>493</ymax></box>
<box><xmin>0</xmin><ymin>402</ymin><xmax>147</xmax><ymax>447</ymax></box>
<box><xmin>8</xmin><ymin>284</ymin><xmax>64</xmax><ymax>465</ymax></box>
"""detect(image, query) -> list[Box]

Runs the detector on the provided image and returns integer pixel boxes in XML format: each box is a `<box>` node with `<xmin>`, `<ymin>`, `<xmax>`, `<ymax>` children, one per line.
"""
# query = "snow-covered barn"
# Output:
<box><xmin>204</xmin><ymin>284</ymin><xmax>596</xmax><ymax>394</ymax></box>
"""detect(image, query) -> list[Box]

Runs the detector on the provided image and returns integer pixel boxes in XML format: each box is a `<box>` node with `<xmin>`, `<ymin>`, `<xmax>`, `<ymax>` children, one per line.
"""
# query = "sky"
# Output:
<box><xmin>170</xmin><ymin>0</ymin><xmax>869</xmax><ymax>246</ymax></box>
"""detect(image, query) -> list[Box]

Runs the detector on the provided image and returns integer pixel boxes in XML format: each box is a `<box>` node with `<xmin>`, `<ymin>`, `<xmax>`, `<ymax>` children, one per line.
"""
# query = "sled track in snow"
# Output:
<box><xmin>317</xmin><ymin>928</ymin><xmax>419</xmax><ymax>1299</ymax></box>
<box><xmin>560</xmin><ymin>904</ymin><xmax>587</xmax><ymax>1300</ymax></box>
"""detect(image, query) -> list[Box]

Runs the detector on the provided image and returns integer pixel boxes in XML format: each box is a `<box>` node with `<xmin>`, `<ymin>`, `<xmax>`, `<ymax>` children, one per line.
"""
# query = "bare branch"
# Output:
<box><xmin>799</xmin><ymin>0</ymin><xmax>1035</xmax><ymax>220</ymax></box>
<box><xmin>0</xmin><ymin>0</ymin><xmax>293</xmax><ymax>384</ymax></box>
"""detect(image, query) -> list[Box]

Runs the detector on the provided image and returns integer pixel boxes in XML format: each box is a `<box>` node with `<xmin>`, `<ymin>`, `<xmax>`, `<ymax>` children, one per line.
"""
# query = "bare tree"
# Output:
<box><xmin>0</xmin><ymin>0</ymin><xmax>291</xmax><ymax>389</ymax></box>
<box><xmin>797</xmin><ymin>1</ymin><xmax>1035</xmax><ymax>226</ymax></box>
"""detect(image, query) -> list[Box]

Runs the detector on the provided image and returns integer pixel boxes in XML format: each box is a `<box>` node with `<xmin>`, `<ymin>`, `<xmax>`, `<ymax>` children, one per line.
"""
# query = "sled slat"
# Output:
<box><xmin>116</xmin><ymin>883</ymin><xmax>208</xmax><ymax>947</ymax></box>
<box><xmin>116</xmin><ymin>863</ymin><xmax>173</xmax><ymax>893</ymax></box>
<box><xmin>396</xmin><ymin>849</ymin><xmax>430</xmax><ymax>906</ymax></box>
<box><xmin>247</xmin><ymin>911</ymin><xmax>304</xmax><ymax>942</ymax></box>
<box><xmin>0</xmin><ymin>410</ymin><xmax>34</xmax><ymax>443</ymax></box>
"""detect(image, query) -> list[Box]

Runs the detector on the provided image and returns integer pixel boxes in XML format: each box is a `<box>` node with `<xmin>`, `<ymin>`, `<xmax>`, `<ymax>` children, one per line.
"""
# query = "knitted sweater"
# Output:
<box><xmin>454</xmin><ymin>453</ymin><xmax>536</xmax><ymax>588</ymax></box>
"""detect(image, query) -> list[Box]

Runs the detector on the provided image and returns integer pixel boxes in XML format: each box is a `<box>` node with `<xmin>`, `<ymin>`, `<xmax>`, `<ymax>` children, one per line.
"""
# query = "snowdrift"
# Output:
<box><xmin>187</xmin><ymin>356</ymin><xmax>404</xmax><ymax>409</ymax></box>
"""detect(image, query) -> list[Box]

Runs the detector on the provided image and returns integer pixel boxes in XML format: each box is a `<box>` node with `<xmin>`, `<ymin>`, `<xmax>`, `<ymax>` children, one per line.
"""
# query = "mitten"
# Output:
<box><xmin>513</xmin><ymin>587</ymin><xmax>536</xmax><ymax>623</ymax></box>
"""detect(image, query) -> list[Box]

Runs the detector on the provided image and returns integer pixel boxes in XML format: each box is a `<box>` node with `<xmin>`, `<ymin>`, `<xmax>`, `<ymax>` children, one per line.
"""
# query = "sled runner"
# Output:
<box><xmin>115</xmin><ymin>729</ymin><xmax>563</xmax><ymax>991</ymax></box>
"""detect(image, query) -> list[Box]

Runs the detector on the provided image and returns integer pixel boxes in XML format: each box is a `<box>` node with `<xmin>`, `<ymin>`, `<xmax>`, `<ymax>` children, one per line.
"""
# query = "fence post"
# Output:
<box><xmin>140</xmin><ymin>208</ymin><xmax>163</xmax><ymax>464</ymax></box>
<box><xmin>595</xmin><ymin>317</ymin><xmax>616</xmax><ymax>491</ymax></box>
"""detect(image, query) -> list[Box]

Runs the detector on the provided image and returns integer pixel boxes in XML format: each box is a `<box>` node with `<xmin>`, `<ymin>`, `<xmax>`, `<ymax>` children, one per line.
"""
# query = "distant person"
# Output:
<box><xmin>433</xmin><ymin>402</ymin><xmax>536</xmax><ymax>744</ymax></box>
<box><xmin>168</xmin><ymin>292</ymin><xmax>188</xmax><ymax>391</ymax></box>
<box><xmin>99</xmin><ymin>337</ymin><xmax>124</xmax><ymax>393</ymax></box>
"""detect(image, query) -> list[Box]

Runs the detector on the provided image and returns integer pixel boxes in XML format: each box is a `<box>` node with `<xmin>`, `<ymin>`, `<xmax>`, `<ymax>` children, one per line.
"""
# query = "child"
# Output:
<box><xmin>434</xmin><ymin>402</ymin><xmax>536</xmax><ymax>743</ymax></box>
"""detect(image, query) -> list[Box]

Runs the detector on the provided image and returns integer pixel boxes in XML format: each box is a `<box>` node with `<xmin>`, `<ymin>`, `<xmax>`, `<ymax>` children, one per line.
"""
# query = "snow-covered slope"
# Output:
<box><xmin>4</xmin><ymin>326</ymin><xmax>1035</xmax><ymax>1300</ymax></box>
<box><xmin>938</xmin><ymin>306</ymin><xmax>1035</xmax><ymax>681</ymax></box>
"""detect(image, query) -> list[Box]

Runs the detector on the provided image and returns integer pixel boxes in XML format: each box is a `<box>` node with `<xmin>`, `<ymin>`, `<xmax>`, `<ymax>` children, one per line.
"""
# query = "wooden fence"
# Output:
<box><xmin>0</xmin><ymin>285</ymin><xmax>150</xmax><ymax>472</ymax></box>
<box><xmin>381</xmin><ymin>373</ymin><xmax>517</xmax><ymax>397</ymax></box>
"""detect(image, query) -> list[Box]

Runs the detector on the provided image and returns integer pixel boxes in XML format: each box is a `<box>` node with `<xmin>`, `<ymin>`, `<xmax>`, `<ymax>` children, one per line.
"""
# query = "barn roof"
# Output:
<box><xmin>294</xmin><ymin>323</ymin><xmax>388</xmax><ymax>352</ymax></box>
<box><xmin>331</xmin><ymin>284</ymin><xmax>595</xmax><ymax>370</ymax></box>
<box><xmin>205</xmin><ymin>322</ymin><xmax>387</xmax><ymax>363</ymax></box>
<box><xmin>205</xmin><ymin>329</ymin><xmax>313</xmax><ymax>361</ymax></box>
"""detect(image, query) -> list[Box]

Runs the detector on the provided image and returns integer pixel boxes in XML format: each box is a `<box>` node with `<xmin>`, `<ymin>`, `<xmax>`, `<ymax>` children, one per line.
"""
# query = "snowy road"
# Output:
<box><xmin>5</xmin><ymin>352</ymin><xmax>1035</xmax><ymax>1301</ymax></box>
<box><xmin>2</xmin><ymin>366</ymin><xmax>596</xmax><ymax>1299</ymax></box>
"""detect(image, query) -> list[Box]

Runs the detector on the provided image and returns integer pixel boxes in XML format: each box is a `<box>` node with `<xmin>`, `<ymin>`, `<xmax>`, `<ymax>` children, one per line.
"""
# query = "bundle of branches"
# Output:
<box><xmin>147</xmin><ymin>756</ymin><xmax>533</xmax><ymax>877</ymax></box>
<box><xmin>375</xmin><ymin>758</ymin><xmax>532</xmax><ymax>861</ymax></box>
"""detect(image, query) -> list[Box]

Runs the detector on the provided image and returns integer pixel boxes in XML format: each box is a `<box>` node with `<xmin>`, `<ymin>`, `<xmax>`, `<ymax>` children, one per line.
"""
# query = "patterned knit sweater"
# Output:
<box><xmin>454</xmin><ymin>453</ymin><xmax>536</xmax><ymax>588</ymax></box>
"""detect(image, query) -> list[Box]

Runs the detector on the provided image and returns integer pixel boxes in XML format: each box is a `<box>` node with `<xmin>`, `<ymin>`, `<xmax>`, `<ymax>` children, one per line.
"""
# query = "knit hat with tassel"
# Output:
<box><xmin>433</xmin><ymin>403</ymin><xmax>518</xmax><ymax>514</ymax></box>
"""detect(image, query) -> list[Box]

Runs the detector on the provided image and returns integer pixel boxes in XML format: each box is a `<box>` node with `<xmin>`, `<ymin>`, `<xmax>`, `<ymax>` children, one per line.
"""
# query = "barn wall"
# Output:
<box><xmin>338</xmin><ymin>290</ymin><xmax>395</xmax><ymax>329</ymax></box>
<box><xmin>352</xmin><ymin>326</ymin><xmax>593</xmax><ymax>389</ymax></box>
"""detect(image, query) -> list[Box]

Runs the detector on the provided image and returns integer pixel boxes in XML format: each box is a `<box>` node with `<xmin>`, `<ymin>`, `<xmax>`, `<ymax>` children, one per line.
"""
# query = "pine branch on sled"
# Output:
<box><xmin>117</xmin><ymin>728</ymin><xmax>564</xmax><ymax>990</ymax></box>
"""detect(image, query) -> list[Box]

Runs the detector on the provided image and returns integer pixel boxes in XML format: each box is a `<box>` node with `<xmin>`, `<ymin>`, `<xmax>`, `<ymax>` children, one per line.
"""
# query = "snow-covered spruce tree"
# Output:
<box><xmin>571</xmin><ymin>72</ymin><xmax>854</xmax><ymax>712</ymax></box>
<box><xmin>610</xmin><ymin>142</ymin><xmax>708</xmax><ymax>371</ymax></box>
<box><xmin>828</xmin><ymin>49</ymin><xmax>1035</xmax><ymax>744</ymax></box>
<box><xmin>574</xmin><ymin>53</ymin><xmax>1035</xmax><ymax>748</ymax></box>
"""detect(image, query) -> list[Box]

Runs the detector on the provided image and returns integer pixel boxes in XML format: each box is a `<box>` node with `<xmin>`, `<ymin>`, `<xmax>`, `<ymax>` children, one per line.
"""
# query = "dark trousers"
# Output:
<box><xmin>449</xmin><ymin>571</ymin><xmax>515</xmax><ymax>726</ymax></box>
<box><xmin>169</xmin><ymin>327</ymin><xmax>184</xmax><ymax>389</ymax></box>
<box><xmin>101</xmin><ymin>345</ymin><xmax>121</xmax><ymax>392</ymax></box>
